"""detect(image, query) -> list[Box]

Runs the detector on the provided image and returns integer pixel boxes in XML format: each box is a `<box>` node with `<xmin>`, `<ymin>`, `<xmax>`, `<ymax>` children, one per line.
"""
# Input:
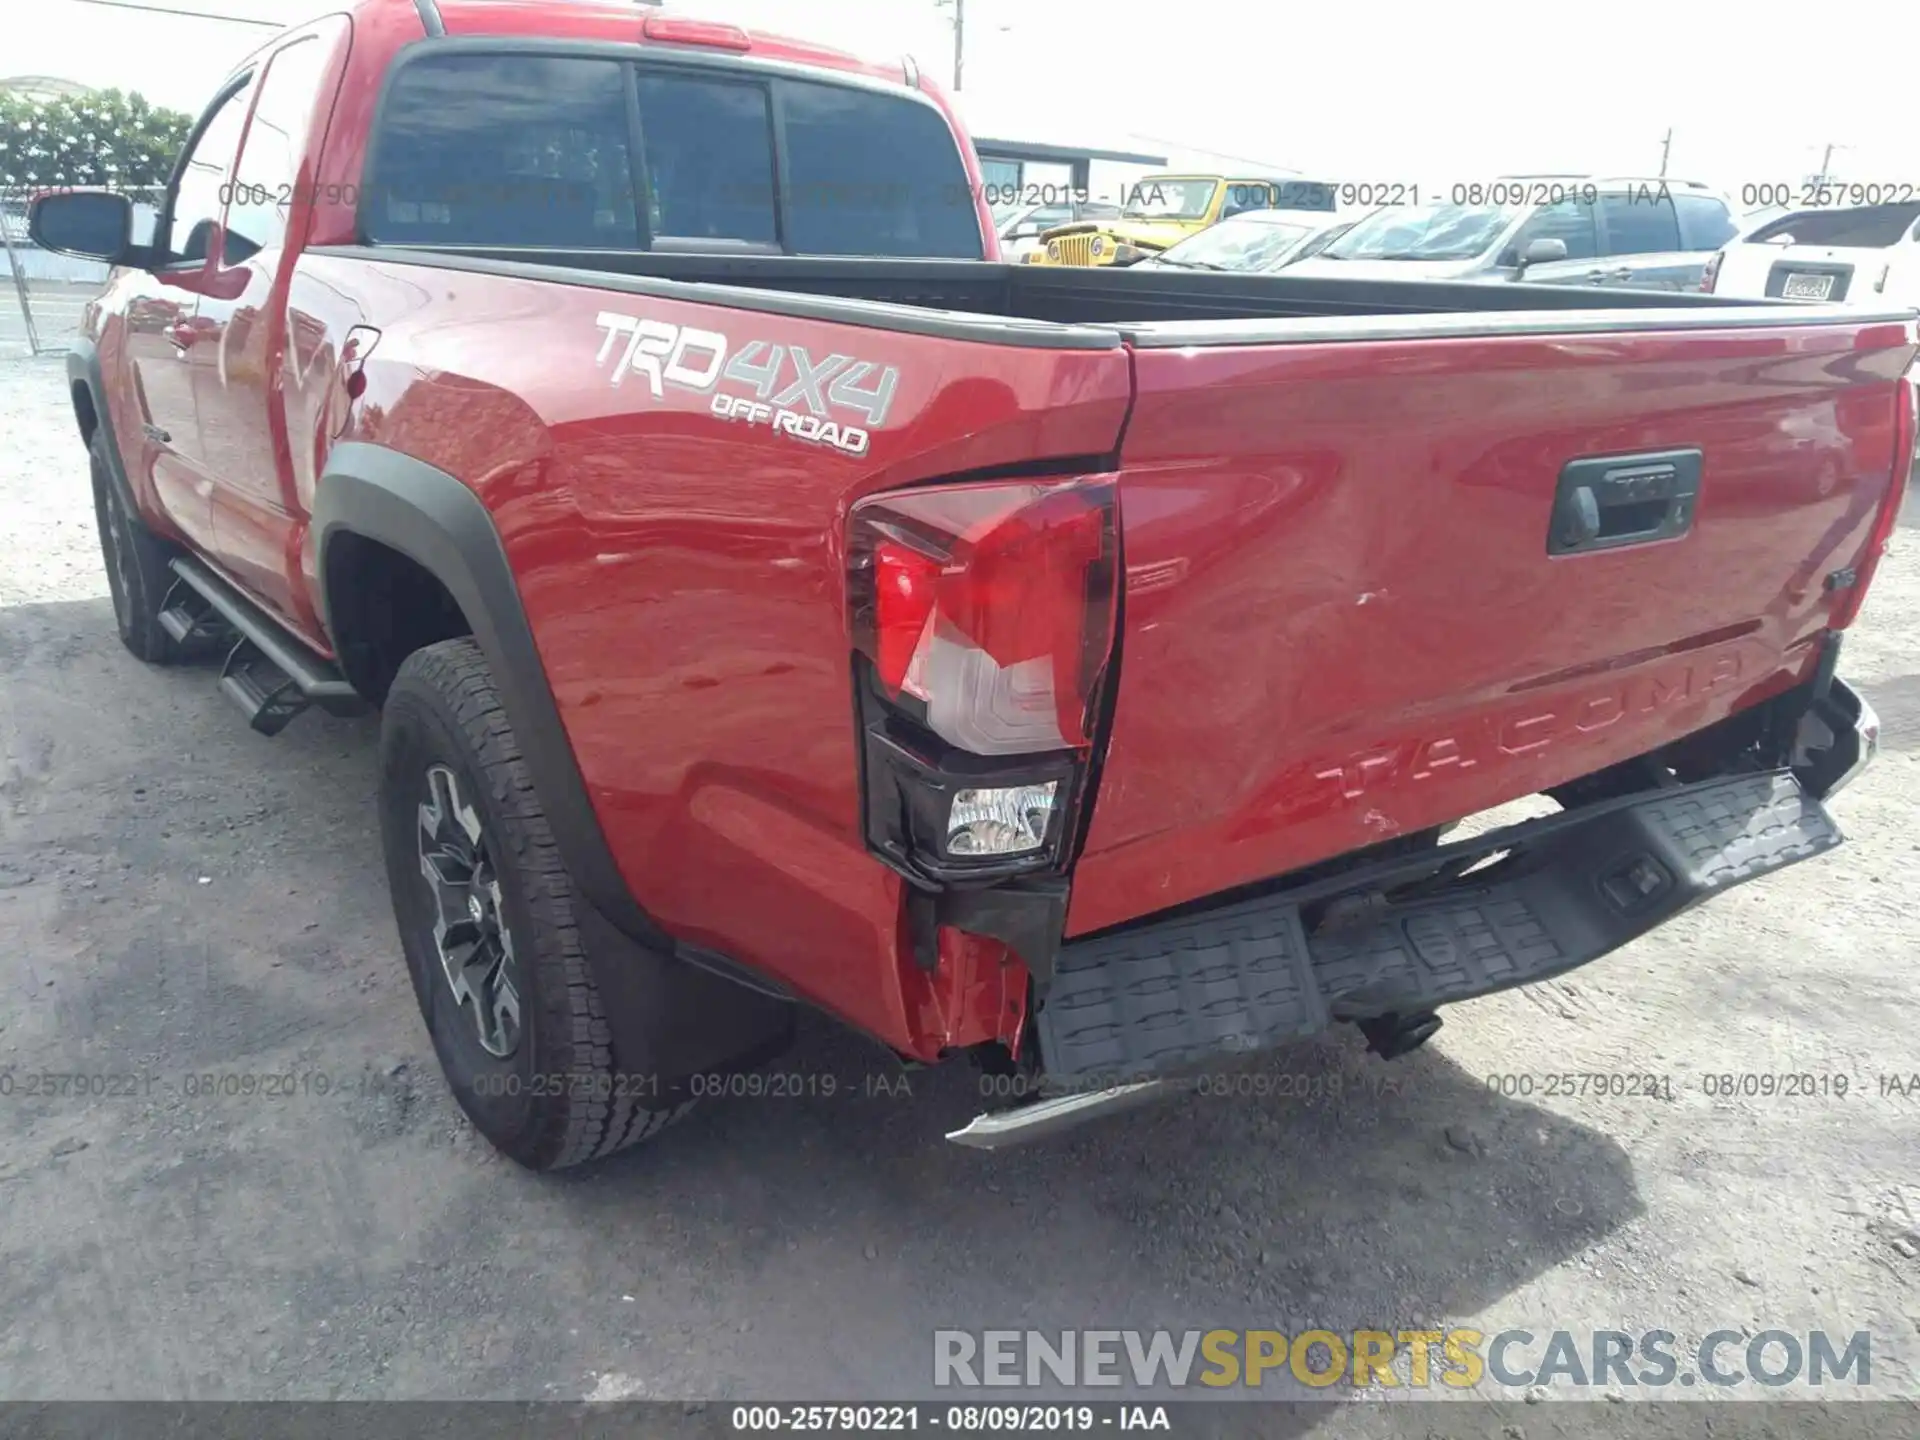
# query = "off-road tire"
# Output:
<box><xmin>378</xmin><ymin>637</ymin><xmax>694</xmax><ymax>1170</ymax></box>
<box><xmin>90</xmin><ymin>430</ymin><xmax>185</xmax><ymax>664</ymax></box>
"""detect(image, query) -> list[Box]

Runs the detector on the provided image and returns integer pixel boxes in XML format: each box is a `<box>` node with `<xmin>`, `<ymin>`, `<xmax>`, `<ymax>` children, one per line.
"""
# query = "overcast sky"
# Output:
<box><xmin>13</xmin><ymin>0</ymin><xmax>1919</xmax><ymax>196</ymax></box>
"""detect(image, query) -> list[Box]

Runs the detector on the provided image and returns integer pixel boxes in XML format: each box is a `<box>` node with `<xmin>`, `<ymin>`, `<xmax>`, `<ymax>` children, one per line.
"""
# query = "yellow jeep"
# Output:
<box><xmin>1026</xmin><ymin>175</ymin><xmax>1336</xmax><ymax>267</ymax></box>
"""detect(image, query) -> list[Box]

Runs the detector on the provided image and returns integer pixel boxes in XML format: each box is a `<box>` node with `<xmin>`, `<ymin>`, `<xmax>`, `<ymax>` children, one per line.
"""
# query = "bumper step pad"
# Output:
<box><xmin>1035</xmin><ymin>771</ymin><xmax>1841</xmax><ymax>1089</ymax></box>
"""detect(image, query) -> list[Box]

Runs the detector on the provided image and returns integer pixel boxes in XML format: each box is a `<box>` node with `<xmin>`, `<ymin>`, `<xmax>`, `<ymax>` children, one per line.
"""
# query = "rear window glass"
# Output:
<box><xmin>1747</xmin><ymin>204</ymin><xmax>1920</xmax><ymax>248</ymax></box>
<box><xmin>364</xmin><ymin>54</ymin><xmax>638</xmax><ymax>247</ymax></box>
<box><xmin>636</xmin><ymin>71</ymin><xmax>777</xmax><ymax>245</ymax></box>
<box><xmin>779</xmin><ymin>80</ymin><xmax>981</xmax><ymax>258</ymax></box>
<box><xmin>364</xmin><ymin>55</ymin><xmax>982</xmax><ymax>258</ymax></box>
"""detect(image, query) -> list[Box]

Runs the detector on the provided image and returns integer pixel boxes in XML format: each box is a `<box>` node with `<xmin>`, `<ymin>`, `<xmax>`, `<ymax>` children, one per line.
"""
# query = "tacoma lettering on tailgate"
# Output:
<box><xmin>594</xmin><ymin>312</ymin><xmax>900</xmax><ymax>458</ymax></box>
<box><xmin>1313</xmin><ymin>651</ymin><xmax>1745</xmax><ymax>802</ymax></box>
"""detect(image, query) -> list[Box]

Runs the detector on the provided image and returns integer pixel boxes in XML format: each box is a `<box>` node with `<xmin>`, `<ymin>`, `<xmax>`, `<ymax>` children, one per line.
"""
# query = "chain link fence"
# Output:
<box><xmin>1</xmin><ymin>186</ymin><xmax>164</xmax><ymax>359</ymax></box>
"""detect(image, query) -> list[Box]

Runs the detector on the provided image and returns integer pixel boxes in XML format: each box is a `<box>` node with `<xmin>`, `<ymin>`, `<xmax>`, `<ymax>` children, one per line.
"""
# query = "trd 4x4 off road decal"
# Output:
<box><xmin>594</xmin><ymin>311</ymin><xmax>900</xmax><ymax>458</ymax></box>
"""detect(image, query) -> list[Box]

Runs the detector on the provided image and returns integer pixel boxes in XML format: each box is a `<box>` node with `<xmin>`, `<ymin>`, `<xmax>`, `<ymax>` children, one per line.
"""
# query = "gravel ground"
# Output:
<box><xmin>2</xmin><ymin>350</ymin><xmax>1918</xmax><ymax>1419</ymax></box>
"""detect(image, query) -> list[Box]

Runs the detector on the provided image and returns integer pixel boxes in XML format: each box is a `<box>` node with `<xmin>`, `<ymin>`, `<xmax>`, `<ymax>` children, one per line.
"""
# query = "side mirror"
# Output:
<box><xmin>1518</xmin><ymin>236</ymin><xmax>1569</xmax><ymax>268</ymax></box>
<box><xmin>28</xmin><ymin>189</ymin><xmax>139</xmax><ymax>264</ymax></box>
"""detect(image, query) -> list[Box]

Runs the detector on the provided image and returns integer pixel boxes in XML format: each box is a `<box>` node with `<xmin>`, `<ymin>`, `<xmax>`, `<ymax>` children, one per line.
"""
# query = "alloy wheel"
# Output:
<box><xmin>417</xmin><ymin>764</ymin><xmax>523</xmax><ymax>1058</ymax></box>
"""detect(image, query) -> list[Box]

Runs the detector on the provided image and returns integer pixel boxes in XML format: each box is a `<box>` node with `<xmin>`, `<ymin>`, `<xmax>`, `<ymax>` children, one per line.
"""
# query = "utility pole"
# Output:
<box><xmin>1658</xmin><ymin>128</ymin><xmax>1672</xmax><ymax>177</ymax></box>
<box><xmin>949</xmin><ymin>0</ymin><xmax>965</xmax><ymax>91</ymax></box>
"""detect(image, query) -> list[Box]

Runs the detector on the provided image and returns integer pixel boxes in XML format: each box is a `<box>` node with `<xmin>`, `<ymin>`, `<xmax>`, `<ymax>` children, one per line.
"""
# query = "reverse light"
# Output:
<box><xmin>948</xmin><ymin>783</ymin><xmax>1058</xmax><ymax>857</ymax></box>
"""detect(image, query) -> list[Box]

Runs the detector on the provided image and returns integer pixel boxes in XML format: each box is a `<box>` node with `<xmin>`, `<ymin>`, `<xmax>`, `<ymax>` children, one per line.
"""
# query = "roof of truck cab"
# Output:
<box><xmin>414</xmin><ymin>0</ymin><xmax>914</xmax><ymax>88</ymax></box>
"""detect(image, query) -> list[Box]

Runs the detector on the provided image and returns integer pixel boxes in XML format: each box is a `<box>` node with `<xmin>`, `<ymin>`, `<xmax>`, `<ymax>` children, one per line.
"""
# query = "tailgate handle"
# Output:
<box><xmin>1548</xmin><ymin>448</ymin><xmax>1701</xmax><ymax>556</ymax></box>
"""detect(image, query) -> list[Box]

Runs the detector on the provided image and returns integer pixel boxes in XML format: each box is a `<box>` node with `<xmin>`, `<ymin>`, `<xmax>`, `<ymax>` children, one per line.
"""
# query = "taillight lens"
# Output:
<box><xmin>850</xmin><ymin>477</ymin><xmax>1118</xmax><ymax>757</ymax></box>
<box><xmin>848</xmin><ymin>475</ymin><xmax>1120</xmax><ymax>885</ymax></box>
<box><xmin>1700</xmin><ymin>249</ymin><xmax>1724</xmax><ymax>292</ymax></box>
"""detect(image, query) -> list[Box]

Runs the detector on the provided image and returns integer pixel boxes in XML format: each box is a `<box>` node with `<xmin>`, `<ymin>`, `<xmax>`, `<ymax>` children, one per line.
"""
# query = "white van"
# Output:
<box><xmin>1704</xmin><ymin>202</ymin><xmax>1920</xmax><ymax>305</ymax></box>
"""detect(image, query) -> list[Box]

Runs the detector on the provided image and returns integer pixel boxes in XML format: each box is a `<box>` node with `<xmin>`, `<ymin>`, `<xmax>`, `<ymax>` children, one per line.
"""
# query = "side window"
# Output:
<box><xmin>1674</xmin><ymin>195</ymin><xmax>1737</xmax><ymax>250</ymax></box>
<box><xmin>363</xmin><ymin>54</ymin><xmax>638</xmax><ymax>247</ymax></box>
<box><xmin>1511</xmin><ymin>199</ymin><xmax>1597</xmax><ymax>262</ymax></box>
<box><xmin>635</xmin><ymin>72</ymin><xmax>777</xmax><ymax>245</ymax></box>
<box><xmin>224</xmin><ymin>34</ymin><xmax>333</xmax><ymax>264</ymax></box>
<box><xmin>167</xmin><ymin>82</ymin><xmax>253</xmax><ymax>266</ymax></box>
<box><xmin>779</xmin><ymin>80</ymin><xmax>982</xmax><ymax>258</ymax></box>
<box><xmin>1600</xmin><ymin>193</ymin><xmax>1681</xmax><ymax>255</ymax></box>
<box><xmin>979</xmin><ymin>158</ymin><xmax>1022</xmax><ymax>193</ymax></box>
<box><xmin>1219</xmin><ymin>184</ymin><xmax>1271</xmax><ymax>219</ymax></box>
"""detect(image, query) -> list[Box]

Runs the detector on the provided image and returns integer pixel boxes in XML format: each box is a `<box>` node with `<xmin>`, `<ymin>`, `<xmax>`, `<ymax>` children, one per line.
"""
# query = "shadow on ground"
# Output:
<box><xmin>0</xmin><ymin>597</ymin><xmax>1645</xmax><ymax>1419</ymax></box>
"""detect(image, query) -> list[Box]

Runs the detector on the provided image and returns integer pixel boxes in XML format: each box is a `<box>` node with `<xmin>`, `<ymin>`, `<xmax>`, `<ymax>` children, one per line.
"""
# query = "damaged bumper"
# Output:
<box><xmin>949</xmin><ymin>681</ymin><xmax>1880</xmax><ymax>1150</ymax></box>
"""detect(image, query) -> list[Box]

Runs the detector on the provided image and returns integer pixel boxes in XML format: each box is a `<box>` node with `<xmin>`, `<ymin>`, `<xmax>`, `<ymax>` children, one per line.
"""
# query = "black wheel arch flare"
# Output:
<box><xmin>315</xmin><ymin>444</ymin><xmax>796</xmax><ymax>1076</ymax></box>
<box><xmin>311</xmin><ymin>442</ymin><xmax>673</xmax><ymax>954</ymax></box>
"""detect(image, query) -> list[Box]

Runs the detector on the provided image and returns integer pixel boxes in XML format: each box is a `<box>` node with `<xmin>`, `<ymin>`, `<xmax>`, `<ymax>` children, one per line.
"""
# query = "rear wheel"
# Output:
<box><xmin>378</xmin><ymin>638</ymin><xmax>693</xmax><ymax>1170</ymax></box>
<box><xmin>90</xmin><ymin>430</ymin><xmax>185</xmax><ymax>664</ymax></box>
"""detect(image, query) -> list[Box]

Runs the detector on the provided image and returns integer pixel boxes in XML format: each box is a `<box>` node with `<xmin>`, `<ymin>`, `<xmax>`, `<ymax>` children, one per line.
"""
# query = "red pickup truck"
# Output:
<box><xmin>31</xmin><ymin>0</ymin><xmax>1911</xmax><ymax>1171</ymax></box>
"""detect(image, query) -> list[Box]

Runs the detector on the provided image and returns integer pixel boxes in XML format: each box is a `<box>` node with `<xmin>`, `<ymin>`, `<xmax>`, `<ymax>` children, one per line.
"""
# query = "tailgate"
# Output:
<box><xmin>1067</xmin><ymin>310</ymin><xmax>1918</xmax><ymax>936</ymax></box>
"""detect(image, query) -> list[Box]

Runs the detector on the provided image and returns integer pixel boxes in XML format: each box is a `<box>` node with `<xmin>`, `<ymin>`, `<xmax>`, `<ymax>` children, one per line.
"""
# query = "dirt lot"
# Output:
<box><xmin>2</xmin><ymin>349</ymin><xmax>1918</xmax><ymax>1418</ymax></box>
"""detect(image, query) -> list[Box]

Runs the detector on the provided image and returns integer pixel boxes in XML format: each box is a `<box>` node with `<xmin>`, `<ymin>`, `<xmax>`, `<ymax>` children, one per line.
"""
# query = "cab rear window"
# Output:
<box><xmin>363</xmin><ymin>51</ymin><xmax>982</xmax><ymax>258</ymax></box>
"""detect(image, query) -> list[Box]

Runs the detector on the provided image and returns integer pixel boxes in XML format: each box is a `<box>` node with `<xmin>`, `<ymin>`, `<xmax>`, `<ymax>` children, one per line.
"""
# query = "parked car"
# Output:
<box><xmin>1122</xmin><ymin>211</ymin><xmax>1355</xmax><ymax>273</ymax></box>
<box><xmin>1026</xmin><ymin>172</ymin><xmax>1337</xmax><ymax>267</ymax></box>
<box><xmin>1287</xmin><ymin>179</ymin><xmax>1740</xmax><ymax>291</ymax></box>
<box><xmin>997</xmin><ymin>199</ymin><xmax>1123</xmax><ymax>262</ymax></box>
<box><xmin>31</xmin><ymin>0</ymin><xmax>1905</xmax><ymax>1169</ymax></box>
<box><xmin>1702</xmin><ymin>202</ymin><xmax>1920</xmax><ymax>304</ymax></box>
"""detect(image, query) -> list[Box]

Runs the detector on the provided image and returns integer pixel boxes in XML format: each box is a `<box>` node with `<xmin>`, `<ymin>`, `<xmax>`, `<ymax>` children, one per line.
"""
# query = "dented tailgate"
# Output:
<box><xmin>1067</xmin><ymin>312</ymin><xmax>1919</xmax><ymax>936</ymax></box>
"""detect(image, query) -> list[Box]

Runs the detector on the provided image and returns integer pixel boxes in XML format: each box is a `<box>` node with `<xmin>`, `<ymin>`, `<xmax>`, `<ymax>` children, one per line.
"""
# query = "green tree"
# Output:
<box><xmin>0</xmin><ymin>87</ymin><xmax>193</xmax><ymax>191</ymax></box>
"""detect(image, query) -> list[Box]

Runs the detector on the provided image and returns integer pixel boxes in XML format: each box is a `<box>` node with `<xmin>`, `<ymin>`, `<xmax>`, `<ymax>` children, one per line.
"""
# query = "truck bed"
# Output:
<box><xmin>312</xmin><ymin>245</ymin><xmax>1790</xmax><ymax>341</ymax></box>
<box><xmin>301</xmin><ymin>241</ymin><xmax>1916</xmax><ymax>1003</ymax></box>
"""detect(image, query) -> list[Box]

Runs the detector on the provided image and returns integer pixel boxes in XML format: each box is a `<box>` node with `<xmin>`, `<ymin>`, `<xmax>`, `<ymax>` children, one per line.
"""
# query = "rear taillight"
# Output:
<box><xmin>848</xmin><ymin>476</ymin><xmax>1119</xmax><ymax>881</ymax></box>
<box><xmin>851</xmin><ymin>478</ymin><xmax>1117</xmax><ymax>756</ymax></box>
<box><xmin>1700</xmin><ymin>249</ymin><xmax>1724</xmax><ymax>292</ymax></box>
<box><xmin>1831</xmin><ymin>373</ymin><xmax>1918</xmax><ymax>630</ymax></box>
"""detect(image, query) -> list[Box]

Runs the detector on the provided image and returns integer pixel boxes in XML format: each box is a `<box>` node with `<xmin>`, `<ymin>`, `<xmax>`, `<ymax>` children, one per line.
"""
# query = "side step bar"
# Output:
<box><xmin>163</xmin><ymin>557</ymin><xmax>367</xmax><ymax>735</ymax></box>
<box><xmin>946</xmin><ymin>1081</ymin><xmax>1171</xmax><ymax>1151</ymax></box>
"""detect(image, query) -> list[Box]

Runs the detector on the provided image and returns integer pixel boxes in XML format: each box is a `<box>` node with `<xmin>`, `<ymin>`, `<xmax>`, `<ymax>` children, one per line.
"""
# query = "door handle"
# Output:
<box><xmin>1549</xmin><ymin>450</ymin><xmax>1703</xmax><ymax>555</ymax></box>
<box><xmin>1608</xmin><ymin>266</ymin><xmax>1634</xmax><ymax>281</ymax></box>
<box><xmin>1583</xmin><ymin>269</ymin><xmax>1607</xmax><ymax>282</ymax></box>
<box><xmin>141</xmin><ymin>422</ymin><xmax>172</xmax><ymax>446</ymax></box>
<box><xmin>168</xmin><ymin>321</ymin><xmax>198</xmax><ymax>350</ymax></box>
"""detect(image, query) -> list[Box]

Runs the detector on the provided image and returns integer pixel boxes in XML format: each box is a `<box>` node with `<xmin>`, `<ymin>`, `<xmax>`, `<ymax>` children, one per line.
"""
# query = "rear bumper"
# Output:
<box><xmin>951</xmin><ymin>729</ymin><xmax>1866</xmax><ymax>1148</ymax></box>
<box><xmin>1794</xmin><ymin>676</ymin><xmax>1880</xmax><ymax>801</ymax></box>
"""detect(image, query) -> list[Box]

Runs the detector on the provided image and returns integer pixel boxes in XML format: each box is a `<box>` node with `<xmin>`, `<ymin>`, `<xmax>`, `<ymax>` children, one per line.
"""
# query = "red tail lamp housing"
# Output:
<box><xmin>1699</xmin><ymin>249</ymin><xmax>1724</xmax><ymax>293</ymax></box>
<box><xmin>854</xmin><ymin>478</ymin><xmax>1117</xmax><ymax>757</ymax></box>
<box><xmin>847</xmin><ymin>475</ymin><xmax>1120</xmax><ymax>890</ymax></box>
